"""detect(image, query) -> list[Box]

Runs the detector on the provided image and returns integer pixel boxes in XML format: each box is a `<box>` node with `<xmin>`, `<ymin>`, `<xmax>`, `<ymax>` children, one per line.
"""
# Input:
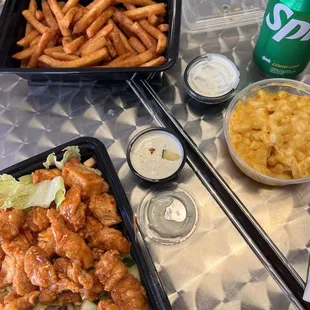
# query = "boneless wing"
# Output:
<box><xmin>4</xmin><ymin>291</ymin><xmax>40</xmax><ymax>310</ymax></box>
<box><xmin>32</xmin><ymin>168</ymin><xmax>62</xmax><ymax>184</ymax></box>
<box><xmin>0</xmin><ymin>209</ymin><xmax>24</xmax><ymax>241</ymax></box>
<box><xmin>0</xmin><ymin>255</ymin><xmax>16</xmax><ymax>288</ymax></box>
<box><xmin>54</xmin><ymin>258</ymin><xmax>93</xmax><ymax>290</ymax></box>
<box><xmin>80</xmin><ymin>216</ymin><xmax>103</xmax><ymax>239</ymax></box>
<box><xmin>60</xmin><ymin>184</ymin><xmax>86</xmax><ymax>231</ymax></box>
<box><xmin>98</xmin><ymin>300</ymin><xmax>120</xmax><ymax>310</ymax></box>
<box><xmin>111</xmin><ymin>275</ymin><xmax>149</xmax><ymax>310</ymax></box>
<box><xmin>13</xmin><ymin>257</ymin><xmax>37</xmax><ymax>295</ymax></box>
<box><xmin>89</xmin><ymin>194</ymin><xmax>121</xmax><ymax>227</ymax></box>
<box><xmin>89</xmin><ymin>227</ymin><xmax>131</xmax><ymax>255</ymax></box>
<box><xmin>25</xmin><ymin>207</ymin><xmax>50</xmax><ymax>232</ymax></box>
<box><xmin>47</xmin><ymin>209</ymin><xmax>93</xmax><ymax>269</ymax></box>
<box><xmin>37</xmin><ymin>228</ymin><xmax>56</xmax><ymax>258</ymax></box>
<box><xmin>62</xmin><ymin>160</ymin><xmax>109</xmax><ymax>198</ymax></box>
<box><xmin>24</xmin><ymin>246</ymin><xmax>57</xmax><ymax>287</ymax></box>
<box><xmin>95</xmin><ymin>250</ymin><xmax>128</xmax><ymax>292</ymax></box>
<box><xmin>2</xmin><ymin>234</ymin><xmax>31</xmax><ymax>257</ymax></box>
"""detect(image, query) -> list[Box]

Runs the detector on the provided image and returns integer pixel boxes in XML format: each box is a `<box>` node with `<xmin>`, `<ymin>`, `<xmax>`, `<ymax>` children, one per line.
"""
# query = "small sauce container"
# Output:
<box><xmin>127</xmin><ymin>128</ymin><xmax>186</xmax><ymax>182</ymax></box>
<box><xmin>184</xmin><ymin>53</ymin><xmax>240</xmax><ymax>104</ymax></box>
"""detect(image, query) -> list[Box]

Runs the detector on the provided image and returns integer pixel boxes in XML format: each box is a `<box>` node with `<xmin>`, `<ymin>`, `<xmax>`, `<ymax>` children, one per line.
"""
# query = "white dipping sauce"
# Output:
<box><xmin>187</xmin><ymin>54</ymin><xmax>240</xmax><ymax>98</ymax></box>
<box><xmin>130</xmin><ymin>131</ymin><xmax>184</xmax><ymax>180</ymax></box>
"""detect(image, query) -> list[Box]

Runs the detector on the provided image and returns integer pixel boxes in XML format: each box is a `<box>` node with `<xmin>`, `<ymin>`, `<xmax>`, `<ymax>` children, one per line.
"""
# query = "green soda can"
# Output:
<box><xmin>253</xmin><ymin>0</ymin><xmax>310</xmax><ymax>78</ymax></box>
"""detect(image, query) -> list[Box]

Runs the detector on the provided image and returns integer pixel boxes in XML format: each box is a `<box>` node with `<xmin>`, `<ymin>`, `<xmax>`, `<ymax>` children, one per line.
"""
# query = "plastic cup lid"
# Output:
<box><xmin>184</xmin><ymin>53</ymin><xmax>240</xmax><ymax>102</ymax></box>
<box><xmin>137</xmin><ymin>186</ymin><xmax>199</xmax><ymax>245</ymax></box>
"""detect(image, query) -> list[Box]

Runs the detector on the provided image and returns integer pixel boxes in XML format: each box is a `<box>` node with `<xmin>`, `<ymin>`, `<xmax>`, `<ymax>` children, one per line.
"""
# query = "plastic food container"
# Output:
<box><xmin>0</xmin><ymin>137</ymin><xmax>172</xmax><ymax>310</ymax></box>
<box><xmin>224</xmin><ymin>79</ymin><xmax>310</xmax><ymax>186</ymax></box>
<box><xmin>182</xmin><ymin>0</ymin><xmax>266</xmax><ymax>33</ymax></box>
<box><xmin>184</xmin><ymin>54</ymin><xmax>240</xmax><ymax>104</ymax></box>
<box><xmin>0</xmin><ymin>0</ymin><xmax>181</xmax><ymax>83</ymax></box>
<box><xmin>127</xmin><ymin>128</ymin><xmax>186</xmax><ymax>182</ymax></box>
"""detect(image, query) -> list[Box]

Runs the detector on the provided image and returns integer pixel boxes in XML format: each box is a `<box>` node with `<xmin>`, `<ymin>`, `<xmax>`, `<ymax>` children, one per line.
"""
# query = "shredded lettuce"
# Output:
<box><xmin>43</xmin><ymin>146</ymin><xmax>101</xmax><ymax>176</ymax></box>
<box><xmin>80</xmin><ymin>301</ymin><xmax>97</xmax><ymax>310</ymax></box>
<box><xmin>83</xmin><ymin>165</ymin><xmax>102</xmax><ymax>176</ymax></box>
<box><xmin>43</xmin><ymin>146</ymin><xmax>81</xmax><ymax>170</ymax></box>
<box><xmin>33</xmin><ymin>303</ymin><xmax>48</xmax><ymax>310</ymax></box>
<box><xmin>0</xmin><ymin>175</ymin><xmax>65</xmax><ymax>210</ymax></box>
<box><xmin>18</xmin><ymin>174</ymin><xmax>33</xmax><ymax>184</ymax></box>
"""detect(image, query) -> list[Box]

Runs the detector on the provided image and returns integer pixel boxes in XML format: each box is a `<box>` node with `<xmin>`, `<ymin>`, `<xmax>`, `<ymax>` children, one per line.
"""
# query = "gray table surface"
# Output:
<box><xmin>0</xmin><ymin>0</ymin><xmax>308</xmax><ymax>309</ymax></box>
<box><xmin>152</xmin><ymin>19</ymin><xmax>310</xmax><ymax>285</ymax></box>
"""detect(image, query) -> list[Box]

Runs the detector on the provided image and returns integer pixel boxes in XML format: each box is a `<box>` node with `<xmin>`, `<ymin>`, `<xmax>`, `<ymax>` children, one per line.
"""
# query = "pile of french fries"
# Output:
<box><xmin>12</xmin><ymin>0</ymin><xmax>169</xmax><ymax>68</ymax></box>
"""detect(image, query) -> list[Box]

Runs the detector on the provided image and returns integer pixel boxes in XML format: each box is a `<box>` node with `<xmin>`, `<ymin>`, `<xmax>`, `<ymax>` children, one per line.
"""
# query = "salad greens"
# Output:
<box><xmin>0</xmin><ymin>175</ymin><xmax>65</xmax><ymax>210</ymax></box>
<box><xmin>43</xmin><ymin>146</ymin><xmax>101</xmax><ymax>176</ymax></box>
<box><xmin>43</xmin><ymin>146</ymin><xmax>81</xmax><ymax>170</ymax></box>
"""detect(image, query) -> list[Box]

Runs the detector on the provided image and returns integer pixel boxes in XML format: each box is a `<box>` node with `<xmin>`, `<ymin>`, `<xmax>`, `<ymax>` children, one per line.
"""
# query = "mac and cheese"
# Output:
<box><xmin>229</xmin><ymin>90</ymin><xmax>310</xmax><ymax>179</ymax></box>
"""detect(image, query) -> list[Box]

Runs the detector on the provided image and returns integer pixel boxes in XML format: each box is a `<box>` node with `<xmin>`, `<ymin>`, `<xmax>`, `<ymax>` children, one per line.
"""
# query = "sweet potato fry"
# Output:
<box><xmin>141</xmin><ymin>56</ymin><xmax>165</xmax><ymax>67</ymax></box>
<box><xmin>138</xmin><ymin>19</ymin><xmax>167</xmax><ymax>54</ymax></box>
<box><xmin>113</xmin><ymin>10</ymin><xmax>134</xmax><ymax>31</ymax></box>
<box><xmin>51</xmin><ymin>52</ymin><xmax>80</xmax><ymax>60</ymax></box>
<box><xmin>90</xmin><ymin>23</ymin><xmax>114</xmax><ymax>43</ymax></box>
<box><xmin>28</xmin><ymin>30</ymin><xmax>55</xmax><ymax>68</ymax></box>
<box><xmin>73</xmin><ymin>0</ymin><xmax>113</xmax><ymax>34</ymax></box>
<box><xmin>62</xmin><ymin>36</ymin><xmax>73</xmax><ymax>46</ymax></box>
<box><xmin>17</xmin><ymin>30</ymin><xmax>40</xmax><ymax>47</ymax></box>
<box><xmin>42</xmin><ymin>0</ymin><xmax>59</xmax><ymax>30</ymax></box>
<box><xmin>158</xmin><ymin>23</ymin><xmax>168</xmax><ymax>32</ymax></box>
<box><xmin>118</xmin><ymin>24</ymin><xmax>136</xmax><ymax>38</ymax></box>
<box><xmin>25</xmin><ymin>0</ymin><xmax>38</xmax><ymax>34</ymax></box>
<box><xmin>12</xmin><ymin>46</ymin><xmax>36</xmax><ymax>60</ymax></box>
<box><xmin>81</xmin><ymin>37</ymin><xmax>107</xmax><ymax>57</ymax></box>
<box><xmin>86</xmin><ymin>0</ymin><xmax>100</xmax><ymax>10</ymax></box>
<box><xmin>72</xmin><ymin>7</ymin><xmax>87</xmax><ymax>25</ymax></box>
<box><xmin>106</xmin><ymin>50</ymin><xmax>153</xmax><ymax>67</ymax></box>
<box><xmin>131</xmin><ymin>22</ymin><xmax>155</xmax><ymax>51</ymax></box>
<box><xmin>38</xmin><ymin>47</ymin><xmax>109</xmax><ymax>67</ymax></box>
<box><xmin>105</xmin><ymin>38</ymin><xmax>117</xmax><ymax>57</ymax></box>
<box><xmin>62</xmin><ymin>0</ymin><xmax>79</xmax><ymax>14</ymax></box>
<box><xmin>86</xmin><ymin>6</ymin><xmax>115</xmax><ymax>38</ymax></box>
<box><xmin>148</xmin><ymin>13</ymin><xmax>160</xmax><ymax>26</ymax></box>
<box><xmin>128</xmin><ymin>37</ymin><xmax>146</xmax><ymax>54</ymax></box>
<box><xmin>123</xmin><ymin>3</ymin><xmax>136</xmax><ymax>10</ymax></box>
<box><xmin>64</xmin><ymin>6</ymin><xmax>80</xmax><ymax>26</ymax></box>
<box><xmin>111</xmin><ymin>30</ymin><xmax>126</xmax><ymax>56</ymax></box>
<box><xmin>104</xmin><ymin>52</ymin><xmax>132</xmax><ymax>66</ymax></box>
<box><xmin>47</xmin><ymin>38</ymin><xmax>56</xmax><ymax>48</ymax></box>
<box><xmin>107</xmin><ymin>20</ymin><xmax>137</xmax><ymax>54</ymax></box>
<box><xmin>47</xmin><ymin>0</ymin><xmax>71</xmax><ymax>36</ymax></box>
<box><xmin>30</xmin><ymin>35</ymin><xmax>42</xmax><ymax>46</ymax></box>
<box><xmin>15</xmin><ymin>0</ymin><xmax>169</xmax><ymax>68</ymax></box>
<box><xmin>44</xmin><ymin>45</ymin><xmax>64</xmax><ymax>56</ymax></box>
<box><xmin>35</xmin><ymin>10</ymin><xmax>44</xmax><ymax>21</ymax></box>
<box><xmin>22</xmin><ymin>10</ymin><xmax>50</xmax><ymax>34</ymax></box>
<box><xmin>29</xmin><ymin>0</ymin><xmax>38</xmax><ymax>15</ymax></box>
<box><xmin>123</xmin><ymin>3</ymin><xmax>166</xmax><ymax>20</ymax></box>
<box><xmin>20</xmin><ymin>59</ymin><xmax>29</xmax><ymax>68</ymax></box>
<box><xmin>63</xmin><ymin>36</ymin><xmax>86</xmax><ymax>54</ymax></box>
<box><xmin>115</xmin><ymin>0</ymin><xmax>156</xmax><ymax>5</ymax></box>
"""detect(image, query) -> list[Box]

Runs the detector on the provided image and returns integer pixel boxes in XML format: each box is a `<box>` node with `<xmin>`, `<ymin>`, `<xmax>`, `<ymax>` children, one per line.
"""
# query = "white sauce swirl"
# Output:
<box><xmin>187</xmin><ymin>54</ymin><xmax>240</xmax><ymax>98</ymax></box>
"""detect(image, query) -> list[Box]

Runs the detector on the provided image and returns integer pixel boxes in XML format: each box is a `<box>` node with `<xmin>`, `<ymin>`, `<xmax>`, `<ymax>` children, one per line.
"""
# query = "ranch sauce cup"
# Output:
<box><xmin>184</xmin><ymin>53</ymin><xmax>240</xmax><ymax>104</ymax></box>
<box><xmin>127</xmin><ymin>128</ymin><xmax>186</xmax><ymax>182</ymax></box>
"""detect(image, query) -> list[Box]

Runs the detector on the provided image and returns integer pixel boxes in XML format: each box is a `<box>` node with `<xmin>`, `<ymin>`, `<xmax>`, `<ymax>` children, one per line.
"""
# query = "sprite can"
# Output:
<box><xmin>253</xmin><ymin>0</ymin><xmax>310</xmax><ymax>78</ymax></box>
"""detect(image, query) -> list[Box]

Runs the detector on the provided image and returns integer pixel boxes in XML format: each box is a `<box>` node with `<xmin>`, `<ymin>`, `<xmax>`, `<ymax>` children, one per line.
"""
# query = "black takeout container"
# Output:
<box><xmin>0</xmin><ymin>0</ymin><xmax>181</xmax><ymax>83</ymax></box>
<box><xmin>0</xmin><ymin>137</ymin><xmax>171</xmax><ymax>310</ymax></box>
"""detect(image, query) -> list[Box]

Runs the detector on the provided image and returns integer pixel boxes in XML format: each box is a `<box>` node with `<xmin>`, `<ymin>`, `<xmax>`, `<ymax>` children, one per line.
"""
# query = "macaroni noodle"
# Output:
<box><xmin>229</xmin><ymin>90</ymin><xmax>310</xmax><ymax>179</ymax></box>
